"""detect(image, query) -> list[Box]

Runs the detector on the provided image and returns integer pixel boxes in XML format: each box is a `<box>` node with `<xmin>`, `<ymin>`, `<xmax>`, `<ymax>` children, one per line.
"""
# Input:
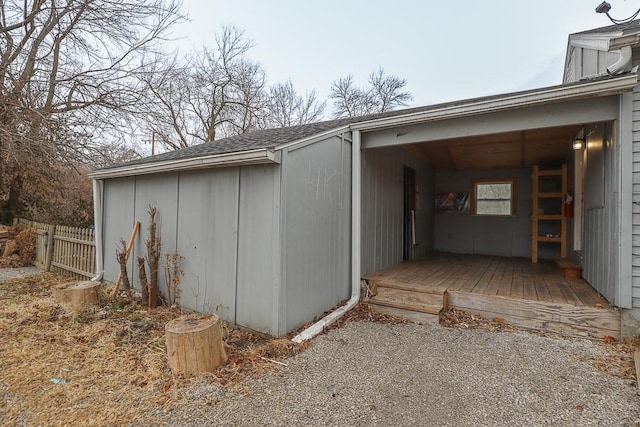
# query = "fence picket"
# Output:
<box><xmin>16</xmin><ymin>218</ymin><xmax>96</xmax><ymax>280</ymax></box>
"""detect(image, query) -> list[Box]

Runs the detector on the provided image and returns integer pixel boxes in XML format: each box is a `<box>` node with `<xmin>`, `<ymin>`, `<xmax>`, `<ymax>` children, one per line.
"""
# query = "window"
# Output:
<box><xmin>472</xmin><ymin>179</ymin><xmax>516</xmax><ymax>216</ymax></box>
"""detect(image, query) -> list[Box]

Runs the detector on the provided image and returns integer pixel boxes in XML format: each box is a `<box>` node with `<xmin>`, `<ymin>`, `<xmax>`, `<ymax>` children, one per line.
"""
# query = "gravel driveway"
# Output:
<box><xmin>156</xmin><ymin>321</ymin><xmax>639</xmax><ymax>426</ymax></box>
<box><xmin>0</xmin><ymin>266</ymin><xmax>42</xmax><ymax>281</ymax></box>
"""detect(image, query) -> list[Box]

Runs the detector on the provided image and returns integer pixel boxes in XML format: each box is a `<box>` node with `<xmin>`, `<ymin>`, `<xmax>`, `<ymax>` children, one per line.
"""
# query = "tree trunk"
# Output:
<box><xmin>146</xmin><ymin>206</ymin><xmax>161</xmax><ymax>308</ymax></box>
<box><xmin>2</xmin><ymin>176</ymin><xmax>23</xmax><ymax>224</ymax></box>
<box><xmin>116</xmin><ymin>241</ymin><xmax>131</xmax><ymax>296</ymax></box>
<box><xmin>137</xmin><ymin>256</ymin><xmax>148</xmax><ymax>303</ymax></box>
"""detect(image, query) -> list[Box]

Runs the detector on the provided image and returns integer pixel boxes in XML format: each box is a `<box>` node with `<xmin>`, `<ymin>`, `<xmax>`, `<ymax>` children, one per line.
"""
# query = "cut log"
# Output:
<box><xmin>52</xmin><ymin>281</ymin><xmax>101</xmax><ymax>310</ymax></box>
<box><xmin>165</xmin><ymin>314</ymin><xmax>227</xmax><ymax>376</ymax></box>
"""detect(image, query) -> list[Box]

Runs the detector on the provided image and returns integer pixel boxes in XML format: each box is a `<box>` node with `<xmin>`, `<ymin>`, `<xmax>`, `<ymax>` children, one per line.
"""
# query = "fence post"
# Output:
<box><xmin>45</xmin><ymin>224</ymin><xmax>55</xmax><ymax>272</ymax></box>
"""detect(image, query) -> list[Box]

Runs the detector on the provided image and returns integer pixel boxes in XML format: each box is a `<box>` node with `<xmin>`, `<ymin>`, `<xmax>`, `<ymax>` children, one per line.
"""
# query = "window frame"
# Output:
<box><xmin>471</xmin><ymin>178</ymin><xmax>517</xmax><ymax>216</ymax></box>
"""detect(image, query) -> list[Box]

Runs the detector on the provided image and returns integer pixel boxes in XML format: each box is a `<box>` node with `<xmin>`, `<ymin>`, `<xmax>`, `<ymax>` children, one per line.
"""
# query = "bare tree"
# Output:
<box><xmin>141</xmin><ymin>25</ymin><xmax>271</xmax><ymax>150</ymax></box>
<box><xmin>268</xmin><ymin>80</ymin><xmax>325</xmax><ymax>127</ymax></box>
<box><xmin>330</xmin><ymin>67</ymin><xmax>413</xmax><ymax>118</ymax></box>
<box><xmin>0</xmin><ymin>0</ymin><xmax>184</xmax><ymax>222</ymax></box>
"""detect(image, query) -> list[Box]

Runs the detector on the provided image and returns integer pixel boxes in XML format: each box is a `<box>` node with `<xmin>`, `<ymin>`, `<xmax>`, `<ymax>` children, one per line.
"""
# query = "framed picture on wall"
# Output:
<box><xmin>436</xmin><ymin>191</ymin><xmax>470</xmax><ymax>213</ymax></box>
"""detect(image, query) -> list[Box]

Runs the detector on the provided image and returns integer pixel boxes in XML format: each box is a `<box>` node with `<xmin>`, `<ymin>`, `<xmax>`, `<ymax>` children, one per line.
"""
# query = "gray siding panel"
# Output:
<box><xmin>175</xmin><ymin>168</ymin><xmax>240</xmax><ymax>322</ymax></box>
<box><xmin>360</xmin><ymin>146</ymin><xmax>434</xmax><ymax>276</ymax></box>
<box><xmin>282</xmin><ymin>135</ymin><xmax>352</xmax><ymax>333</ymax></box>
<box><xmin>131</xmin><ymin>174</ymin><xmax>179</xmax><ymax>297</ymax></box>
<box><xmin>582</xmin><ymin>123</ymin><xmax>619</xmax><ymax>304</ymax></box>
<box><xmin>102</xmin><ymin>177</ymin><xmax>136</xmax><ymax>284</ymax></box>
<box><xmin>565</xmin><ymin>46</ymin><xmax>620</xmax><ymax>83</ymax></box>
<box><xmin>236</xmin><ymin>165</ymin><xmax>280</xmax><ymax>335</ymax></box>
<box><xmin>632</xmin><ymin>65</ymin><xmax>640</xmax><ymax>307</ymax></box>
<box><xmin>434</xmin><ymin>169</ymin><xmax>532</xmax><ymax>257</ymax></box>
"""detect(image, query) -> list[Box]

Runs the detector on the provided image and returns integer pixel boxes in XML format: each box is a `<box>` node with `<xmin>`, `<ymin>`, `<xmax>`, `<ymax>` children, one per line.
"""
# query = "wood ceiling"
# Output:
<box><xmin>403</xmin><ymin>125</ymin><xmax>582</xmax><ymax>171</ymax></box>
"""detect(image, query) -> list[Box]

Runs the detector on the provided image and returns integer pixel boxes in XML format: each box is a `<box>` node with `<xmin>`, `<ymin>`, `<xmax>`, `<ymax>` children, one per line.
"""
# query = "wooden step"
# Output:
<box><xmin>368</xmin><ymin>303</ymin><xmax>441</xmax><ymax>324</ymax></box>
<box><xmin>371</xmin><ymin>286</ymin><xmax>443</xmax><ymax>312</ymax></box>
<box><xmin>555</xmin><ymin>258</ymin><xmax>581</xmax><ymax>278</ymax></box>
<box><xmin>368</xmin><ymin>278</ymin><xmax>446</xmax><ymax>296</ymax></box>
<box><xmin>367</xmin><ymin>285</ymin><xmax>445</xmax><ymax>324</ymax></box>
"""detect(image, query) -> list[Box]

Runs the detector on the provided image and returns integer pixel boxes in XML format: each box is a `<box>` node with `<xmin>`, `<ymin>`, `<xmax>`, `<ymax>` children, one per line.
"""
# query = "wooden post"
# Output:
<box><xmin>635</xmin><ymin>349</ymin><xmax>640</xmax><ymax>393</ymax></box>
<box><xmin>53</xmin><ymin>281</ymin><xmax>101</xmax><ymax>310</ymax></box>
<box><xmin>165</xmin><ymin>315</ymin><xmax>228</xmax><ymax>376</ymax></box>
<box><xmin>45</xmin><ymin>224</ymin><xmax>55</xmax><ymax>272</ymax></box>
<box><xmin>111</xmin><ymin>221</ymin><xmax>140</xmax><ymax>297</ymax></box>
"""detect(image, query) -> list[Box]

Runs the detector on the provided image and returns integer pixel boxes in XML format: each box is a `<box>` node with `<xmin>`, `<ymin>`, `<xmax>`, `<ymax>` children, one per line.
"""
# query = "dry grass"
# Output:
<box><xmin>0</xmin><ymin>274</ymin><xmax>305</xmax><ymax>426</ymax></box>
<box><xmin>0</xmin><ymin>275</ymin><xmax>636</xmax><ymax>425</ymax></box>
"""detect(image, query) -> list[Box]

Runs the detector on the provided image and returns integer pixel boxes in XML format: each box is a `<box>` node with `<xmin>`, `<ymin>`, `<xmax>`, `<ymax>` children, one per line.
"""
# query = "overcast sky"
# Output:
<box><xmin>172</xmin><ymin>1</ymin><xmax>640</xmax><ymax>111</ymax></box>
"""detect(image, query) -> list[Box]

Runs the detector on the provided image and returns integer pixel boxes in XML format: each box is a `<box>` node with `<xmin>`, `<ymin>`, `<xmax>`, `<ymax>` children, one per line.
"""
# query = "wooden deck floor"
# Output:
<box><xmin>363</xmin><ymin>254</ymin><xmax>620</xmax><ymax>339</ymax></box>
<box><xmin>363</xmin><ymin>254</ymin><xmax>609</xmax><ymax>307</ymax></box>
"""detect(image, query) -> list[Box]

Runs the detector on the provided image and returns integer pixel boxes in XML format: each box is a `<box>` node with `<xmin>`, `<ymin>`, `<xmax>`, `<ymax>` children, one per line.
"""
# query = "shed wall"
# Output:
<box><xmin>281</xmin><ymin>135</ymin><xmax>352</xmax><ymax>334</ymax></box>
<box><xmin>360</xmin><ymin>146</ymin><xmax>435</xmax><ymax>276</ymax></box>
<box><xmin>582</xmin><ymin>122</ymin><xmax>620</xmax><ymax>304</ymax></box>
<box><xmin>131</xmin><ymin>174</ymin><xmax>179</xmax><ymax>298</ymax></box>
<box><xmin>565</xmin><ymin>44</ymin><xmax>638</xmax><ymax>307</ymax></box>
<box><xmin>236</xmin><ymin>165</ymin><xmax>280</xmax><ymax>333</ymax></box>
<box><xmin>434</xmin><ymin>168</ymin><xmax>532</xmax><ymax>257</ymax></box>
<box><xmin>632</xmin><ymin>53</ymin><xmax>640</xmax><ymax>307</ymax></box>
<box><xmin>175</xmin><ymin>168</ymin><xmax>240</xmax><ymax>322</ymax></box>
<box><xmin>102</xmin><ymin>177</ymin><xmax>136</xmax><ymax>284</ymax></box>
<box><xmin>101</xmin><ymin>164</ymin><xmax>281</xmax><ymax>335</ymax></box>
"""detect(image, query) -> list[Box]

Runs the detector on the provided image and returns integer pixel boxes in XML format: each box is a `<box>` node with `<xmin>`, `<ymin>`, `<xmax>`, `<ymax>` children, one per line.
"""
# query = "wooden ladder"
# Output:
<box><xmin>531</xmin><ymin>164</ymin><xmax>567</xmax><ymax>263</ymax></box>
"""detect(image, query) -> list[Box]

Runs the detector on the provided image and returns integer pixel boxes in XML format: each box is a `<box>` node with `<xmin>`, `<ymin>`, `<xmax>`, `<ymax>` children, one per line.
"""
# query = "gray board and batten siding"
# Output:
<box><xmin>360</xmin><ymin>146</ymin><xmax>435</xmax><ymax>276</ymax></box>
<box><xmin>434</xmin><ymin>168</ymin><xmax>533</xmax><ymax>258</ymax></box>
<box><xmin>100</xmin><ymin>132</ymin><xmax>352</xmax><ymax>336</ymax></box>
<box><xmin>564</xmin><ymin>42</ymin><xmax>638</xmax><ymax>308</ymax></box>
<box><xmin>281</xmin><ymin>134</ymin><xmax>352</xmax><ymax>333</ymax></box>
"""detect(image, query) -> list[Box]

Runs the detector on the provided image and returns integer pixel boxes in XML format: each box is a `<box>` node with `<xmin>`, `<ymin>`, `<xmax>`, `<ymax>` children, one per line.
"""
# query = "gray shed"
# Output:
<box><xmin>90</xmin><ymin>22</ymin><xmax>640</xmax><ymax>337</ymax></box>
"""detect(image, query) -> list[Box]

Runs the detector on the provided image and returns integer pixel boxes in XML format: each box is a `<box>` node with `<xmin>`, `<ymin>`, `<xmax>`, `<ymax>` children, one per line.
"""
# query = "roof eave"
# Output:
<box><xmin>569</xmin><ymin>32</ymin><xmax>640</xmax><ymax>51</ymax></box>
<box><xmin>350</xmin><ymin>73</ymin><xmax>638</xmax><ymax>132</ymax></box>
<box><xmin>273</xmin><ymin>125</ymin><xmax>351</xmax><ymax>151</ymax></box>
<box><xmin>88</xmin><ymin>148</ymin><xmax>279</xmax><ymax>180</ymax></box>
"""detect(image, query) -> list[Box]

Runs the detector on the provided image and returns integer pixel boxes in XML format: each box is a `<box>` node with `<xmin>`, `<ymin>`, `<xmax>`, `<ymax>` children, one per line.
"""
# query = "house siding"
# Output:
<box><xmin>360</xmin><ymin>146</ymin><xmax>435</xmax><ymax>276</ymax></box>
<box><xmin>564</xmin><ymin>46</ymin><xmax>620</xmax><ymax>82</ymax></box>
<box><xmin>280</xmin><ymin>134</ymin><xmax>351</xmax><ymax>334</ymax></box>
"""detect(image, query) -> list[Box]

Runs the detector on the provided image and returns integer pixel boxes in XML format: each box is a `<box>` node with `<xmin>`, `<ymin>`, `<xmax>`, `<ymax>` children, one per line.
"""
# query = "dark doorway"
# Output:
<box><xmin>403</xmin><ymin>166</ymin><xmax>416</xmax><ymax>260</ymax></box>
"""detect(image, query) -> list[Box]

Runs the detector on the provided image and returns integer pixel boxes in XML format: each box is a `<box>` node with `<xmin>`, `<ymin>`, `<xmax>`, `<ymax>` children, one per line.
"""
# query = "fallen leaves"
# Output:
<box><xmin>440</xmin><ymin>308</ymin><xmax>516</xmax><ymax>332</ymax></box>
<box><xmin>0</xmin><ymin>274</ymin><xmax>304</xmax><ymax>426</ymax></box>
<box><xmin>590</xmin><ymin>337</ymin><xmax>639</xmax><ymax>382</ymax></box>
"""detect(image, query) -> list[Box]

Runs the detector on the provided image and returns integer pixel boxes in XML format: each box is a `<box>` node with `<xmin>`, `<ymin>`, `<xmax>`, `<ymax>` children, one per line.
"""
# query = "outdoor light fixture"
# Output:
<box><xmin>595</xmin><ymin>1</ymin><xmax>640</xmax><ymax>24</ymax></box>
<box><xmin>573</xmin><ymin>139</ymin><xmax>585</xmax><ymax>150</ymax></box>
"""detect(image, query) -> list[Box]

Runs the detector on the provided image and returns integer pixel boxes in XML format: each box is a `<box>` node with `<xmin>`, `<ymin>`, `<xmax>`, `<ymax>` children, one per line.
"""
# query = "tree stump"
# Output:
<box><xmin>52</xmin><ymin>281</ymin><xmax>101</xmax><ymax>310</ymax></box>
<box><xmin>165</xmin><ymin>314</ymin><xmax>228</xmax><ymax>376</ymax></box>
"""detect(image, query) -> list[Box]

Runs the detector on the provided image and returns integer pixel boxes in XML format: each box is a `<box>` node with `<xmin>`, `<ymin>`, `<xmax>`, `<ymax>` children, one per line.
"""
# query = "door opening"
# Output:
<box><xmin>403</xmin><ymin>166</ymin><xmax>416</xmax><ymax>260</ymax></box>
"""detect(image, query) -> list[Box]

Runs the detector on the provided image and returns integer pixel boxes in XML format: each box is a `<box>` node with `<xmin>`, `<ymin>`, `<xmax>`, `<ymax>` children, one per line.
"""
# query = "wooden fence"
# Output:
<box><xmin>16</xmin><ymin>218</ymin><xmax>95</xmax><ymax>280</ymax></box>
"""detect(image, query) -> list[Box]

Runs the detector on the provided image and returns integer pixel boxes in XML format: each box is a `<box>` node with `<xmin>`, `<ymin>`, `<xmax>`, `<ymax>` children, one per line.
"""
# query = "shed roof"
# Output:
<box><xmin>90</xmin><ymin>72</ymin><xmax>638</xmax><ymax>179</ymax></box>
